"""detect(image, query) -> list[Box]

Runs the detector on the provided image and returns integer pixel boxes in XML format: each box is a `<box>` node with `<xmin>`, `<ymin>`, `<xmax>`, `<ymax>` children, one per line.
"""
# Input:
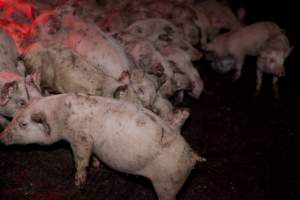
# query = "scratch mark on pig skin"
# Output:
<box><xmin>144</xmin><ymin>112</ymin><xmax>157</xmax><ymax>123</ymax></box>
<box><xmin>136</xmin><ymin>117</ymin><xmax>146</xmax><ymax>127</ymax></box>
<box><xmin>84</xmin><ymin>95</ymin><xmax>98</xmax><ymax>104</ymax></box>
<box><xmin>80</xmin><ymin>136</ymin><xmax>88</xmax><ymax>143</ymax></box>
<box><xmin>160</xmin><ymin>128</ymin><xmax>171</xmax><ymax>148</ymax></box>
<box><xmin>65</xmin><ymin>102</ymin><xmax>72</xmax><ymax>110</ymax></box>
<box><xmin>160</xmin><ymin>128</ymin><xmax>165</xmax><ymax>145</ymax></box>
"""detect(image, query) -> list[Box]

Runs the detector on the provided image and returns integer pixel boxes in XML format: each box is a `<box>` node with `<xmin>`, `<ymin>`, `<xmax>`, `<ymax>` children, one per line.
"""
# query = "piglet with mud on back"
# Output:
<box><xmin>0</xmin><ymin>93</ymin><xmax>206</xmax><ymax>200</ymax></box>
<box><xmin>125</xmin><ymin>18</ymin><xmax>203</xmax><ymax>61</ymax></box>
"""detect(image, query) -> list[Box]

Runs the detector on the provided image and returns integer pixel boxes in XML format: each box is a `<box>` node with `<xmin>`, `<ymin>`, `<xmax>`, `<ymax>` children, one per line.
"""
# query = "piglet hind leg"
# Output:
<box><xmin>254</xmin><ymin>70</ymin><xmax>263</xmax><ymax>96</ymax></box>
<box><xmin>233</xmin><ymin>56</ymin><xmax>245</xmax><ymax>81</ymax></box>
<box><xmin>141</xmin><ymin>141</ymin><xmax>198</xmax><ymax>200</ymax></box>
<box><xmin>70</xmin><ymin>134</ymin><xmax>93</xmax><ymax>187</ymax></box>
<box><xmin>147</xmin><ymin>157</ymin><xmax>195</xmax><ymax>200</ymax></box>
<box><xmin>91</xmin><ymin>155</ymin><xmax>101</xmax><ymax>168</ymax></box>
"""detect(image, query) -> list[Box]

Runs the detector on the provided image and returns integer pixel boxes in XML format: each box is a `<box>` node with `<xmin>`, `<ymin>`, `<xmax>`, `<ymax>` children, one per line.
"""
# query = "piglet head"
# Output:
<box><xmin>0</xmin><ymin>78</ymin><xmax>28</xmax><ymax>117</ymax></box>
<box><xmin>130</xmin><ymin>69</ymin><xmax>158</xmax><ymax>109</ymax></box>
<box><xmin>211</xmin><ymin>58</ymin><xmax>236</xmax><ymax>74</ymax></box>
<box><xmin>260</xmin><ymin>50</ymin><xmax>287</xmax><ymax>77</ymax></box>
<box><xmin>167</xmin><ymin>107</ymin><xmax>190</xmax><ymax>130</ymax></box>
<box><xmin>114</xmin><ymin>69</ymin><xmax>158</xmax><ymax>110</ymax></box>
<box><xmin>0</xmin><ymin>107</ymin><xmax>51</xmax><ymax>145</ymax></box>
<box><xmin>0</xmin><ymin>80</ymin><xmax>18</xmax><ymax>106</ymax></box>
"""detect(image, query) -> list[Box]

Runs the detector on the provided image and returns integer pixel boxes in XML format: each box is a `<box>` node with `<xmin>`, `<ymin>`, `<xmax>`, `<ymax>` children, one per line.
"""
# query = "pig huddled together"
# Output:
<box><xmin>0</xmin><ymin>0</ymin><xmax>207</xmax><ymax>199</ymax></box>
<box><xmin>0</xmin><ymin>0</ymin><xmax>293</xmax><ymax>199</ymax></box>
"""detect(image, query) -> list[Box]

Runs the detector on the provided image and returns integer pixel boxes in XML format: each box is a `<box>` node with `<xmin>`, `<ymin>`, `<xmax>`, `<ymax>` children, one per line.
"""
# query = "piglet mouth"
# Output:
<box><xmin>0</xmin><ymin>126</ymin><xmax>12</xmax><ymax>144</ymax></box>
<box><xmin>0</xmin><ymin>132</ymin><xmax>8</xmax><ymax>144</ymax></box>
<box><xmin>273</xmin><ymin>68</ymin><xmax>286</xmax><ymax>77</ymax></box>
<box><xmin>144</xmin><ymin>104</ymin><xmax>153</xmax><ymax>111</ymax></box>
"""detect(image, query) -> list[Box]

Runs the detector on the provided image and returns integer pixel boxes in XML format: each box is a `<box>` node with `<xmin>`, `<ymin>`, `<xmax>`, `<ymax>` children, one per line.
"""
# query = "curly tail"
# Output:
<box><xmin>193</xmin><ymin>152</ymin><xmax>207</xmax><ymax>163</ymax></box>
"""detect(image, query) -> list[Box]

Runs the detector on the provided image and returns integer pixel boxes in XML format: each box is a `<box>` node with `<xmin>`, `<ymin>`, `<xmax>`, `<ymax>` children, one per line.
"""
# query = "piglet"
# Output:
<box><xmin>125</xmin><ymin>18</ymin><xmax>203</xmax><ymax>61</ymax></box>
<box><xmin>205</xmin><ymin>21</ymin><xmax>283</xmax><ymax>80</ymax></box>
<box><xmin>256</xmin><ymin>33</ymin><xmax>293</xmax><ymax>98</ymax></box>
<box><xmin>0</xmin><ymin>93</ymin><xmax>205</xmax><ymax>200</ymax></box>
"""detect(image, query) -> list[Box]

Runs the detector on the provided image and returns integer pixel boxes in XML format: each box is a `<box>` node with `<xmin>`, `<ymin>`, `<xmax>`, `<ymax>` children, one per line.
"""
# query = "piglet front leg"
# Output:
<box><xmin>233</xmin><ymin>55</ymin><xmax>245</xmax><ymax>81</ymax></box>
<box><xmin>255</xmin><ymin>70</ymin><xmax>263</xmax><ymax>96</ymax></box>
<box><xmin>272</xmin><ymin>76</ymin><xmax>279</xmax><ymax>99</ymax></box>
<box><xmin>91</xmin><ymin>156</ymin><xmax>101</xmax><ymax>168</ymax></box>
<box><xmin>70</xmin><ymin>134</ymin><xmax>93</xmax><ymax>187</ymax></box>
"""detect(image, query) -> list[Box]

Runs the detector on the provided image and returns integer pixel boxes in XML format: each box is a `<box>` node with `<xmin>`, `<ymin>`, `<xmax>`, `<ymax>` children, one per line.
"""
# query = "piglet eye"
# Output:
<box><xmin>138</xmin><ymin>88</ymin><xmax>144</xmax><ymax>96</ymax></box>
<box><xmin>18</xmin><ymin>99</ymin><xmax>26</xmax><ymax>106</ymax></box>
<box><xmin>19</xmin><ymin>121</ymin><xmax>27</xmax><ymax>128</ymax></box>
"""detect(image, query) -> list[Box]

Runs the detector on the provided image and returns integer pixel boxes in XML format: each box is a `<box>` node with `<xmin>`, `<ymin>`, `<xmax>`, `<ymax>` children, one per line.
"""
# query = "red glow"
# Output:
<box><xmin>0</xmin><ymin>0</ymin><xmax>35</xmax><ymax>51</ymax></box>
<box><xmin>0</xmin><ymin>0</ymin><xmax>35</xmax><ymax>20</ymax></box>
<box><xmin>0</xmin><ymin>18</ymin><xmax>31</xmax><ymax>37</ymax></box>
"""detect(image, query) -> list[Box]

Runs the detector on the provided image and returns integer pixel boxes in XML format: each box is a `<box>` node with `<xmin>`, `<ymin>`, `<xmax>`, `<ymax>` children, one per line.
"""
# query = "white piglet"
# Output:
<box><xmin>0</xmin><ymin>93</ymin><xmax>205</xmax><ymax>200</ymax></box>
<box><xmin>206</xmin><ymin>22</ymin><xmax>283</xmax><ymax>80</ymax></box>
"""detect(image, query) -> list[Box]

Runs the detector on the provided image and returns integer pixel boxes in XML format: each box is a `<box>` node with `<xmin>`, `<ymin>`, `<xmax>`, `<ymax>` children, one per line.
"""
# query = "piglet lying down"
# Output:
<box><xmin>0</xmin><ymin>93</ymin><xmax>205</xmax><ymax>200</ymax></box>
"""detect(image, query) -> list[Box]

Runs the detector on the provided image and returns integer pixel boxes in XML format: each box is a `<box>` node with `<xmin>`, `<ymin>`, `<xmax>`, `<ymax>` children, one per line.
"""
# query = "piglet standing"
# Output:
<box><xmin>206</xmin><ymin>21</ymin><xmax>292</xmax><ymax>97</ymax></box>
<box><xmin>256</xmin><ymin>33</ymin><xmax>293</xmax><ymax>98</ymax></box>
<box><xmin>0</xmin><ymin>93</ymin><xmax>205</xmax><ymax>200</ymax></box>
<box><xmin>205</xmin><ymin>22</ymin><xmax>283</xmax><ymax>80</ymax></box>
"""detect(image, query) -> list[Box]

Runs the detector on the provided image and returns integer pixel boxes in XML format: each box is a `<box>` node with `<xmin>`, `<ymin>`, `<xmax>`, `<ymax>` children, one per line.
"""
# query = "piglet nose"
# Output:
<box><xmin>0</xmin><ymin>123</ymin><xmax>12</xmax><ymax>141</ymax></box>
<box><xmin>277</xmin><ymin>67</ymin><xmax>286</xmax><ymax>77</ymax></box>
<box><xmin>0</xmin><ymin>129</ymin><xmax>8</xmax><ymax>141</ymax></box>
<box><xmin>282</xmin><ymin>68</ymin><xmax>286</xmax><ymax>76</ymax></box>
<box><xmin>144</xmin><ymin>104</ymin><xmax>153</xmax><ymax>110</ymax></box>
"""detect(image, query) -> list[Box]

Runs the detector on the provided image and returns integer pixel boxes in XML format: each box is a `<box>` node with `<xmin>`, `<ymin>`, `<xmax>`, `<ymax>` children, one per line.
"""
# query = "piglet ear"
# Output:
<box><xmin>0</xmin><ymin>81</ymin><xmax>18</xmax><ymax>106</ymax></box>
<box><xmin>280</xmin><ymin>29</ymin><xmax>287</xmax><ymax>35</ymax></box>
<box><xmin>286</xmin><ymin>46</ymin><xmax>294</xmax><ymax>57</ymax></box>
<box><xmin>113</xmin><ymin>85</ymin><xmax>128</xmax><ymax>99</ymax></box>
<box><xmin>31</xmin><ymin>112</ymin><xmax>51</xmax><ymax>135</ymax></box>
<box><xmin>237</xmin><ymin>7</ymin><xmax>246</xmax><ymax>22</ymax></box>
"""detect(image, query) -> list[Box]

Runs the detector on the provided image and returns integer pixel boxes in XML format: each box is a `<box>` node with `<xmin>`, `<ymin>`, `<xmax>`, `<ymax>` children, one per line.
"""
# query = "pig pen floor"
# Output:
<box><xmin>1</xmin><ymin>60</ymin><xmax>300</xmax><ymax>200</ymax></box>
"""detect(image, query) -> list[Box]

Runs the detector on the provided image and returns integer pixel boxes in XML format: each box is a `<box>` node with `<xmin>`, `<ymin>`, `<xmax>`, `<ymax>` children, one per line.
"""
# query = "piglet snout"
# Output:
<box><xmin>274</xmin><ymin>67</ymin><xmax>286</xmax><ymax>77</ymax></box>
